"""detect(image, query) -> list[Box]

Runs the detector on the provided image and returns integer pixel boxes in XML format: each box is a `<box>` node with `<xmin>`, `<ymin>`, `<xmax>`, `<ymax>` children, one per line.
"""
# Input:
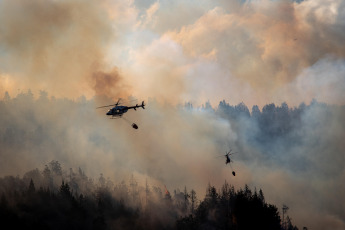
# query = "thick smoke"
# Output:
<box><xmin>1</xmin><ymin>93</ymin><xmax>345</xmax><ymax>229</ymax></box>
<box><xmin>0</xmin><ymin>0</ymin><xmax>129</xmax><ymax>99</ymax></box>
<box><xmin>0</xmin><ymin>93</ymin><xmax>235</xmax><ymax>192</ymax></box>
<box><xmin>1</xmin><ymin>0</ymin><xmax>345</xmax><ymax>106</ymax></box>
<box><xmin>1</xmin><ymin>1</ymin><xmax>345</xmax><ymax>230</ymax></box>
<box><xmin>124</xmin><ymin>0</ymin><xmax>345</xmax><ymax>107</ymax></box>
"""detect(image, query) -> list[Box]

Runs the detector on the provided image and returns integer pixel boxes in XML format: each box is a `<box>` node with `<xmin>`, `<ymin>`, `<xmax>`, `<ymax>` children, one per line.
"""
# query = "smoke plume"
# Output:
<box><xmin>1</xmin><ymin>1</ymin><xmax>345</xmax><ymax>230</ymax></box>
<box><xmin>0</xmin><ymin>0</ymin><xmax>129</xmax><ymax>99</ymax></box>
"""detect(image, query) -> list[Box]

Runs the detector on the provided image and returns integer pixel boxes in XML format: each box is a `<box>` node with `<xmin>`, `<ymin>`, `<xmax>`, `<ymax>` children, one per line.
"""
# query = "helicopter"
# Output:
<box><xmin>218</xmin><ymin>149</ymin><xmax>237</xmax><ymax>176</ymax></box>
<box><xmin>97</xmin><ymin>98</ymin><xmax>145</xmax><ymax>118</ymax></box>
<box><xmin>97</xmin><ymin>99</ymin><xmax>145</xmax><ymax>129</ymax></box>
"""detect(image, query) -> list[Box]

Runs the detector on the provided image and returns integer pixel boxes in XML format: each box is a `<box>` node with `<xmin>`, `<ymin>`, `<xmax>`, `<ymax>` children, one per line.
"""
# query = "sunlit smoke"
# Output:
<box><xmin>0</xmin><ymin>1</ymin><xmax>345</xmax><ymax>230</ymax></box>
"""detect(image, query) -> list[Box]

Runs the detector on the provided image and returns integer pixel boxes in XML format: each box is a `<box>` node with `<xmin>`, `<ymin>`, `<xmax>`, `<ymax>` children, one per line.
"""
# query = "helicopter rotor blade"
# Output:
<box><xmin>96</xmin><ymin>104</ymin><xmax>116</xmax><ymax>109</ymax></box>
<box><xmin>115</xmin><ymin>98</ymin><xmax>122</xmax><ymax>106</ymax></box>
<box><xmin>97</xmin><ymin>98</ymin><xmax>123</xmax><ymax>109</ymax></box>
<box><xmin>118</xmin><ymin>98</ymin><xmax>138</xmax><ymax>105</ymax></box>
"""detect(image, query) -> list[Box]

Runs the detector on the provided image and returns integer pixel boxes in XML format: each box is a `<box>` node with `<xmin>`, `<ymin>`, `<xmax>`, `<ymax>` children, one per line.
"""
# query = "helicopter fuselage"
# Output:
<box><xmin>98</xmin><ymin>100</ymin><xmax>145</xmax><ymax>118</ymax></box>
<box><xmin>225</xmin><ymin>155</ymin><xmax>231</xmax><ymax>164</ymax></box>
<box><xmin>106</xmin><ymin>106</ymin><xmax>128</xmax><ymax>117</ymax></box>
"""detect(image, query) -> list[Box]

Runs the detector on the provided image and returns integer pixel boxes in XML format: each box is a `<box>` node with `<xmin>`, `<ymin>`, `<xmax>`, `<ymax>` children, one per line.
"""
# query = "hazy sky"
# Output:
<box><xmin>1</xmin><ymin>0</ymin><xmax>345</xmax><ymax>107</ymax></box>
<box><xmin>0</xmin><ymin>1</ymin><xmax>345</xmax><ymax>230</ymax></box>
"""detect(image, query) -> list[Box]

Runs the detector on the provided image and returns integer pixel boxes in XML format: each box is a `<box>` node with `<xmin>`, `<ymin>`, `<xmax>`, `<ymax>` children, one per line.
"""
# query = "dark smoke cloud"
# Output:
<box><xmin>0</xmin><ymin>0</ymin><xmax>123</xmax><ymax>98</ymax></box>
<box><xmin>92</xmin><ymin>68</ymin><xmax>131</xmax><ymax>102</ymax></box>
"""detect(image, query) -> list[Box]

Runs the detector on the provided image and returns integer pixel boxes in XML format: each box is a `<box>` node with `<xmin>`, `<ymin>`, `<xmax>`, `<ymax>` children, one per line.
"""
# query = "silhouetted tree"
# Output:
<box><xmin>98</xmin><ymin>173</ymin><xmax>106</xmax><ymax>188</ymax></box>
<box><xmin>3</xmin><ymin>91</ymin><xmax>10</xmax><ymax>101</ymax></box>
<box><xmin>28</xmin><ymin>178</ymin><xmax>36</xmax><ymax>194</ymax></box>
<box><xmin>43</xmin><ymin>164</ymin><xmax>53</xmax><ymax>189</ymax></box>
<box><xmin>49</xmin><ymin>160</ymin><xmax>62</xmax><ymax>176</ymax></box>
<box><xmin>251</xmin><ymin>104</ymin><xmax>261</xmax><ymax>119</ymax></box>
<box><xmin>190</xmin><ymin>189</ymin><xmax>197</xmax><ymax>216</ymax></box>
<box><xmin>235</xmin><ymin>102</ymin><xmax>250</xmax><ymax>118</ymax></box>
<box><xmin>286</xmin><ymin>216</ymin><xmax>299</xmax><ymax>230</ymax></box>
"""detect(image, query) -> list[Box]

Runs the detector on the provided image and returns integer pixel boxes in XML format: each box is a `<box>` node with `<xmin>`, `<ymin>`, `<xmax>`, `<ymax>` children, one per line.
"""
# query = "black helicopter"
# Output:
<box><xmin>219</xmin><ymin>149</ymin><xmax>237</xmax><ymax>176</ymax></box>
<box><xmin>97</xmin><ymin>98</ymin><xmax>145</xmax><ymax>118</ymax></box>
<box><xmin>97</xmin><ymin>99</ymin><xmax>145</xmax><ymax>129</ymax></box>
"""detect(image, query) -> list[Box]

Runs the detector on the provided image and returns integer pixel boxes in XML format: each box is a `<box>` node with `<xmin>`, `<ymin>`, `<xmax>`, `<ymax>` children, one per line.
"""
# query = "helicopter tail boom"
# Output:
<box><xmin>125</xmin><ymin>101</ymin><xmax>145</xmax><ymax>111</ymax></box>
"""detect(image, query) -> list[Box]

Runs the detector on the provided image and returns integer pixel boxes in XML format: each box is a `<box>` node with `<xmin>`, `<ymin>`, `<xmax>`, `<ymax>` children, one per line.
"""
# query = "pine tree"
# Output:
<box><xmin>190</xmin><ymin>189</ymin><xmax>197</xmax><ymax>215</ymax></box>
<box><xmin>28</xmin><ymin>179</ymin><xmax>36</xmax><ymax>194</ymax></box>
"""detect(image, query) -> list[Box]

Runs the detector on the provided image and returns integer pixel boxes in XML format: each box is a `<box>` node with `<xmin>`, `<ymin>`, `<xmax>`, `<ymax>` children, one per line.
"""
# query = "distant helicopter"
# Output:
<box><xmin>218</xmin><ymin>149</ymin><xmax>237</xmax><ymax>176</ymax></box>
<box><xmin>97</xmin><ymin>98</ymin><xmax>145</xmax><ymax>129</ymax></box>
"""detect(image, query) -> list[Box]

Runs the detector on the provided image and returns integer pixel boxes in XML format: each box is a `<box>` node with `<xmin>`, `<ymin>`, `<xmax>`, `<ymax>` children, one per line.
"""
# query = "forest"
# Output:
<box><xmin>0</xmin><ymin>161</ymin><xmax>298</xmax><ymax>230</ymax></box>
<box><xmin>1</xmin><ymin>90</ymin><xmax>344</xmax><ymax>229</ymax></box>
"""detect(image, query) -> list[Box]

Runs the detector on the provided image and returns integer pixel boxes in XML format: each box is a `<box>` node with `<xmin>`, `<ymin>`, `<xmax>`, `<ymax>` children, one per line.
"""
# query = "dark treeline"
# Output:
<box><xmin>0</xmin><ymin>161</ymin><xmax>171</xmax><ymax>230</ymax></box>
<box><xmin>187</xmin><ymin>99</ymin><xmax>345</xmax><ymax>158</ymax></box>
<box><xmin>0</xmin><ymin>161</ymin><xmax>298</xmax><ymax>230</ymax></box>
<box><xmin>178</xmin><ymin>183</ymin><xmax>283</xmax><ymax>230</ymax></box>
<box><xmin>216</xmin><ymin>100</ymin><xmax>305</xmax><ymax>141</ymax></box>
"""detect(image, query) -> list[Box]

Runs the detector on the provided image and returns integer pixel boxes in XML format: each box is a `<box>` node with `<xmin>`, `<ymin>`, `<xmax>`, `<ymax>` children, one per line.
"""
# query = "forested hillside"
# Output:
<box><xmin>0</xmin><ymin>161</ymin><xmax>298</xmax><ymax>230</ymax></box>
<box><xmin>1</xmin><ymin>91</ymin><xmax>344</xmax><ymax>229</ymax></box>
